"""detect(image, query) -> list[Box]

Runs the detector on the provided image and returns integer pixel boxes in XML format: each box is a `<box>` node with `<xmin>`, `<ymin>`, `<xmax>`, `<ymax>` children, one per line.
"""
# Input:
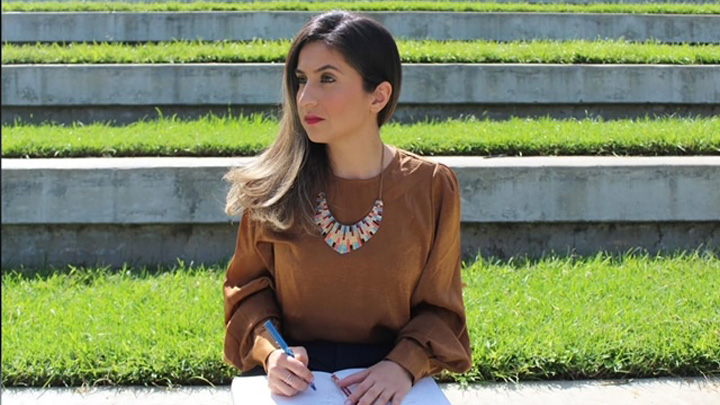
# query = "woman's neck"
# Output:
<box><xmin>326</xmin><ymin>132</ymin><xmax>388</xmax><ymax>180</ymax></box>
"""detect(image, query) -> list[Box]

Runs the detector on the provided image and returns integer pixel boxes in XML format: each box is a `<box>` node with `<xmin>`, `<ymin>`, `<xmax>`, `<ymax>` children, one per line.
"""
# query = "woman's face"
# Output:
<box><xmin>295</xmin><ymin>41</ymin><xmax>377</xmax><ymax>145</ymax></box>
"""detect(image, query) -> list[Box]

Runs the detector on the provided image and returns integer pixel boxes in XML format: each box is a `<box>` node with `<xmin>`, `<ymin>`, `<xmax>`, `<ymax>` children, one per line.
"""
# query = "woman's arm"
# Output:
<box><xmin>385</xmin><ymin>163</ymin><xmax>472</xmax><ymax>382</ymax></box>
<box><xmin>223</xmin><ymin>211</ymin><xmax>281</xmax><ymax>372</ymax></box>
<box><xmin>224</xmin><ymin>213</ymin><xmax>316</xmax><ymax>396</ymax></box>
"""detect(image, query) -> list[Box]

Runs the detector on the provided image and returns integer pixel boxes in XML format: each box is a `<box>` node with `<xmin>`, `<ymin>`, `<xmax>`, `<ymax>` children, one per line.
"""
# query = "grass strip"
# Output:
<box><xmin>459</xmin><ymin>251</ymin><xmax>720</xmax><ymax>383</ymax></box>
<box><xmin>3</xmin><ymin>115</ymin><xmax>719</xmax><ymax>158</ymax></box>
<box><xmin>3</xmin><ymin>1</ymin><xmax>719</xmax><ymax>14</ymax></box>
<box><xmin>4</xmin><ymin>39</ymin><xmax>719</xmax><ymax>65</ymax></box>
<box><xmin>2</xmin><ymin>251</ymin><xmax>718</xmax><ymax>386</ymax></box>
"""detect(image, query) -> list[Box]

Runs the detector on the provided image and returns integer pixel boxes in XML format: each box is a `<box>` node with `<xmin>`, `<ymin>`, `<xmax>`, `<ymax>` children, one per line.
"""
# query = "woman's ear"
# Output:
<box><xmin>369</xmin><ymin>81</ymin><xmax>393</xmax><ymax>113</ymax></box>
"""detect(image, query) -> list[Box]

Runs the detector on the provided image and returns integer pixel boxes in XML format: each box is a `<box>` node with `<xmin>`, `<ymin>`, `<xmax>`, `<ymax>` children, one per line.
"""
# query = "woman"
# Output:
<box><xmin>223</xmin><ymin>10</ymin><xmax>471</xmax><ymax>405</ymax></box>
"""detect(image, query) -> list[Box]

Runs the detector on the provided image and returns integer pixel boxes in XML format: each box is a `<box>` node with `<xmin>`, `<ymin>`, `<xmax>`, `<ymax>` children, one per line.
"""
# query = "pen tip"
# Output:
<box><xmin>311</xmin><ymin>383</ymin><xmax>317</xmax><ymax>391</ymax></box>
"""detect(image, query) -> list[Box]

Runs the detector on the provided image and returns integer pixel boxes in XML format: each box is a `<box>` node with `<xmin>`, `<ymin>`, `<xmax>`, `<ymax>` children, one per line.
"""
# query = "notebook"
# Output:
<box><xmin>231</xmin><ymin>368</ymin><xmax>451</xmax><ymax>405</ymax></box>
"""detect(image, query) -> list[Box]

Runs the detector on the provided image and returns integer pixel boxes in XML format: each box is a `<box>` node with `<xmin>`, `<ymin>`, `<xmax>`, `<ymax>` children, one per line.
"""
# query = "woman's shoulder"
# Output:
<box><xmin>394</xmin><ymin>148</ymin><xmax>457</xmax><ymax>182</ymax></box>
<box><xmin>381</xmin><ymin>148</ymin><xmax>458</xmax><ymax>202</ymax></box>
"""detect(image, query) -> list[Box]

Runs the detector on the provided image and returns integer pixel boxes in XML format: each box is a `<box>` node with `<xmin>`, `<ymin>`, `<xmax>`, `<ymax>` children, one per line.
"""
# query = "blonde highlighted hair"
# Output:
<box><xmin>224</xmin><ymin>11</ymin><xmax>402</xmax><ymax>232</ymax></box>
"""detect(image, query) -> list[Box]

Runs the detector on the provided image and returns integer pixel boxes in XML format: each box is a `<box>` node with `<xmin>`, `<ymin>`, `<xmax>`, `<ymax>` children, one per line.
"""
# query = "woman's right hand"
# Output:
<box><xmin>266</xmin><ymin>347</ymin><xmax>315</xmax><ymax>396</ymax></box>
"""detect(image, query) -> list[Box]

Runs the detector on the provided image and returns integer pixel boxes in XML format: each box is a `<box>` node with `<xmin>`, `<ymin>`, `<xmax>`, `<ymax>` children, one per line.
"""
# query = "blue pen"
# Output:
<box><xmin>264</xmin><ymin>320</ymin><xmax>317</xmax><ymax>391</ymax></box>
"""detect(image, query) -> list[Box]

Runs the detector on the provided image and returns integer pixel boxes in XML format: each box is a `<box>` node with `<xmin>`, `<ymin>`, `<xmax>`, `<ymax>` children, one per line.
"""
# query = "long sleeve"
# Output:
<box><xmin>385</xmin><ymin>163</ymin><xmax>472</xmax><ymax>383</ymax></box>
<box><xmin>223</xmin><ymin>211</ymin><xmax>280</xmax><ymax>372</ymax></box>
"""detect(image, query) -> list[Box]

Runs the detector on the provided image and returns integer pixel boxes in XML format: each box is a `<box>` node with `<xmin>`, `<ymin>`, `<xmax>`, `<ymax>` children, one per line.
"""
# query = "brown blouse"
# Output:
<box><xmin>223</xmin><ymin>148</ymin><xmax>472</xmax><ymax>383</ymax></box>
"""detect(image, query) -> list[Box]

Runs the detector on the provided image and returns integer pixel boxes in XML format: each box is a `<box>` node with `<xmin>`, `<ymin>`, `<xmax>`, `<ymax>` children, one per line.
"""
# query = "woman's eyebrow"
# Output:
<box><xmin>295</xmin><ymin>64</ymin><xmax>342</xmax><ymax>74</ymax></box>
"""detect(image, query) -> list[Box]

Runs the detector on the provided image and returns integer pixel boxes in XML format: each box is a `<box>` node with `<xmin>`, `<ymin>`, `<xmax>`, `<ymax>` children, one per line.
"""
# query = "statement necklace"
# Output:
<box><xmin>314</xmin><ymin>144</ymin><xmax>386</xmax><ymax>255</ymax></box>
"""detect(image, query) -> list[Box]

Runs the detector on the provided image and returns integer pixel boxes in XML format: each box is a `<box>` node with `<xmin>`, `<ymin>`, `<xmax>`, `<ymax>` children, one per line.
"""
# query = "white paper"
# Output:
<box><xmin>231</xmin><ymin>368</ymin><xmax>451</xmax><ymax>405</ymax></box>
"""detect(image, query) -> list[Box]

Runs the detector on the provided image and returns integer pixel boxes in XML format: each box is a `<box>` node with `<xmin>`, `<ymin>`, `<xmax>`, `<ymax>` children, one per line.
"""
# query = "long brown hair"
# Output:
<box><xmin>224</xmin><ymin>10</ymin><xmax>402</xmax><ymax>232</ymax></box>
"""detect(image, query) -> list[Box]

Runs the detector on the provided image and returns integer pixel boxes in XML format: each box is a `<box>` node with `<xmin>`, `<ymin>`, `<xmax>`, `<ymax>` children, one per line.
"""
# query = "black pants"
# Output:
<box><xmin>241</xmin><ymin>340</ymin><xmax>394</xmax><ymax>376</ymax></box>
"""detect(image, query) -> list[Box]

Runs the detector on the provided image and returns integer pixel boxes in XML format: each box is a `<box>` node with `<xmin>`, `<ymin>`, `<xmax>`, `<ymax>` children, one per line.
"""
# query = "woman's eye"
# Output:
<box><xmin>296</xmin><ymin>75</ymin><xmax>334</xmax><ymax>84</ymax></box>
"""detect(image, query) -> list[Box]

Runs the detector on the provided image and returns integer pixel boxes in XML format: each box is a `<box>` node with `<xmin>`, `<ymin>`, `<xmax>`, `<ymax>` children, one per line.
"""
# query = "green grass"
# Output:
<box><xmin>458</xmin><ymin>251</ymin><xmax>720</xmax><ymax>382</ymax></box>
<box><xmin>1</xmin><ymin>263</ymin><xmax>232</xmax><ymax>387</ymax></box>
<box><xmin>4</xmin><ymin>39</ymin><xmax>719</xmax><ymax>65</ymax></box>
<box><xmin>3</xmin><ymin>115</ymin><xmax>719</xmax><ymax>158</ymax></box>
<box><xmin>3</xmin><ymin>1</ymin><xmax>719</xmax><ymax>14</ymax></box>
<box><xmin>2</xmin><ymin>251</ymin><xmax>719</xmax><ymax>386</ymax></box>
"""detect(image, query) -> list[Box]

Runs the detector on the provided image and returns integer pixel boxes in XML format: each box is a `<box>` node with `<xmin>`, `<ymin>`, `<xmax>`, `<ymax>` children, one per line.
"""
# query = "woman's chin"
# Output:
<box><xmin>306</xmin><ymin>131</ymin><xmax>331</xmax><ymax>145</ymax></box>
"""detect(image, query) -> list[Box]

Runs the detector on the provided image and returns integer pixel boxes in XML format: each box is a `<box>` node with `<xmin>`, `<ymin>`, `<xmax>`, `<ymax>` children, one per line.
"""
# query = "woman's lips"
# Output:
<box><xmin>304</xmin><ymin>116</ymin><xmax>325</xmax><ymax>125</ymax></box>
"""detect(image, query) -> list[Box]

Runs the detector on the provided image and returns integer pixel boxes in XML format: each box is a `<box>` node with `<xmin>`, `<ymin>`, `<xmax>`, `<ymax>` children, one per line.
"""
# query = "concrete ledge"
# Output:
<box><xmin>2</xmin><ymin>223</ymin><xmax>238</xmax><ymax>269</ymax></box>
<box><xmin>2</xmin><ymin>222</ymin><xmax>718</xmax><ymax>268</ymax></box>
<box><xmin>3</xmin><ymin>11</ymin><xmax>719</xmax><ymax>43</ymax></box>
<box><xmin>3</xmin><ymin>156</ymin><xmax>719</xmax><ymax>224</ymax></box>
<box><xmin>2</xmin><ymin>156</ymin><xmax>718</xmax><ymax>267</ymax></box>
<box><xmin>3</xmin><ymin>64</ymin><xmax>719</xmax><ymax>106</ymax></box>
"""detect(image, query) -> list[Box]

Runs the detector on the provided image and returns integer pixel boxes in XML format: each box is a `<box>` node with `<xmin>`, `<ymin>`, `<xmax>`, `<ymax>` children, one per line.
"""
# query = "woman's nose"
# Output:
<box><xmin>297</xmin><ymin>83</ymin><xmax>318</xmax><ymax>108</ymax></box>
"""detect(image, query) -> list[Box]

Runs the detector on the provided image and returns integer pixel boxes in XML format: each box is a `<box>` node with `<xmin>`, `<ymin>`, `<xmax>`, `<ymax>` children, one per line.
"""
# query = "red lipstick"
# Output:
<box><xmin>304</xmin><ymin>115</ymin><xmax>324</xmax><ymax>125</ymax></box>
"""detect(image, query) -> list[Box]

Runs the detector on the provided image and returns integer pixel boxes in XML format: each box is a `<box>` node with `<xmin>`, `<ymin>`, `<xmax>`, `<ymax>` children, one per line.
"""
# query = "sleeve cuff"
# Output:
<box><xmin>251</xmin><ymin>322</ymin><xmax>279</xmax><ymax>372</ymax></box>
<box><xmin>385</xmin><ymin>338</ymin><xmax>430</xmax><ymax>384</ymax></box>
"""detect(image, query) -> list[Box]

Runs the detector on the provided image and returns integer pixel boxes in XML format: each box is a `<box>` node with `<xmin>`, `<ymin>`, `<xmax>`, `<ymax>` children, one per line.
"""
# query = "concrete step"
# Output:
<box><xmin>1</xmin><ymin>377</ymin><xmax>718</xmax><ymax>405</ymax></box>
<box><xmin>3</xmin><ymin>11</ymin><xmax>719</xmax><ymax>43</ymax></box>
<box><xmin>3</xmin><ymin>64</ymin><xmax>718</xmax><ymax>124</ymax></box>
<box><xmin>5</xmin><ymin>156</ymin><xmax>718</xmax><ymax>224</ymax></box>
<box><xmin>2</xmin><ymin>156</ymin><xmax>718</xmax><ymax>268</ymax></box>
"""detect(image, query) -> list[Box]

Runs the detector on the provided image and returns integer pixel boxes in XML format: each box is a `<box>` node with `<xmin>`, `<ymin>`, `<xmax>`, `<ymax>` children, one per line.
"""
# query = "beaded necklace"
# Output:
<box><xmin>313</xmin><ymin>144</ymin><xmax>386</xmax><ymax>255</ymax></box>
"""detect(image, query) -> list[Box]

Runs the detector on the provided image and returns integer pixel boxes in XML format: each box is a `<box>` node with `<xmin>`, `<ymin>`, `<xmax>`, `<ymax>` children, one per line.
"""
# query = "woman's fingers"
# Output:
<box><xmin>338</xmin><ymin>369</ymin><xmax>370</xmax><ymax>387</ymax></box>
<box><xmin>284</xmin><ymin>371</ymin><xmax>310</xmax><ymax>391</ymax></box>
<box><xmin>342</xmin><ymin>360</ymin><xmax>412</xmax><ymax>405</ymax></box>
<box><xmin>283</xmin><ymin>357</ymin><xmax>314</xmax><ymax>387</ymax></box>
<box><xmin>266</xmin><ymin>347</ymin><xmax>314</xmax><ymax>396</ymax></box>
<box><xmin>373</xmin><ymin>390</ymin><xmax>394</xmax><ymax>405</ymax></box>
<box><xmin>356</xmin><ymin>384</ymin><xmax>383</xmax><ymax>405</ymax></box>
<box><xmin>269</xmin><ymin>374</ymin><xmax>297</xmax><ymax>397</ymax></box>
<box><xmin>344</xmin><ymin>378</ymin><xmax>375</xmax><ymax>405</ymax></box>
<box><xmin>291</xmin><ymin>346</ymin><xmax>310</xmax><ymax>367</ymax></box>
